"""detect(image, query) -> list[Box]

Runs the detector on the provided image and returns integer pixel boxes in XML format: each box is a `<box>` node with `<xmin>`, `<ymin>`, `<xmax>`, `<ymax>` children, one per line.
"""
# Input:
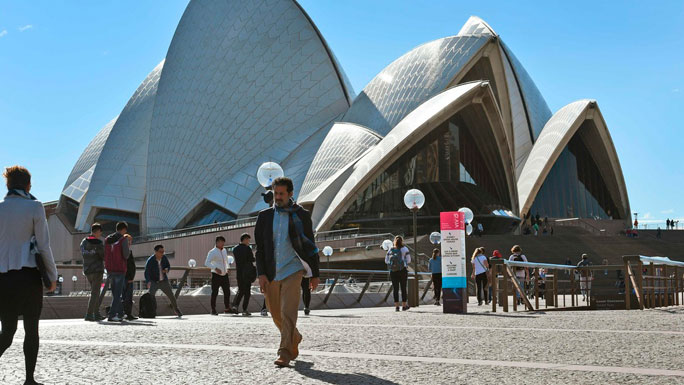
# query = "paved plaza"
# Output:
<box><xmin>1</xmin><ymin>302</ymin><xmax>683</xmax><ymax>384</ymax></box>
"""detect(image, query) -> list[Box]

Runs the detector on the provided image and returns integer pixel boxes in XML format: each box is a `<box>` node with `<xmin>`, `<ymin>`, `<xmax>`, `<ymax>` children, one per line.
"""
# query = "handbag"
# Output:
<box><xmin>30</xmin><ymin>237</ymin><xmax>52</xmax><ymax>289</ymax></box>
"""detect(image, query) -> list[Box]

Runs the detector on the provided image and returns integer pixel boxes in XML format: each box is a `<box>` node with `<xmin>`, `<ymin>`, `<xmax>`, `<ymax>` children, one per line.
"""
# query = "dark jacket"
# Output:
<box><xmin>144</xmin><ymin>255</ymin><xmax>171</xmax><ymax>283</ymax></box>
<box><xmin>254</xmin><ymin>204</ymin><xmax>320</xmax><ymax>281</ymax></box>
<box><xmin>80</xmin><ymin>236</ymin><xmax>104</xmax><ymax>275</ymax></box>
<box><xmin>233</xmin><ymin>243</ymin><xmax>256</xmax><ymax>284</ymax></box>
<box><xmin>125</xmin><ymin>252</ymin><xmax>136</xmax><ymax>282</ymax></box>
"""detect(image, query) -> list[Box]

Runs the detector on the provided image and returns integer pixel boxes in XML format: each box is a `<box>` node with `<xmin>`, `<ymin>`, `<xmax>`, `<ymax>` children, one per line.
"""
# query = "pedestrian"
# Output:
<box><xmin>476</xmin><ymin>222</ymin><xmax>484</xmax><ymax>237</ymax></box>
<box><xmin>428</xmin><ymin>248</ymin><xmax>442</xmax><ymax>305</ymax></box>
<box><xmin>602</xmin><ymin>258</ymin><xmax>609</xmax><ymax>276</ymax></box>
<box><xmin>232</xmin><ymin>233</ymin><xmax>256</xmax><ymax>316</ymax></box>
<box><xmin>471</xmin><ymin>247</ymin><xmax>490</xmax><ymax>306</ymax></box>
<box><xmin>122</xmin><ymin>235</ymin><xmax>138</xmax><ymax>321</ymax></box>
<box><xmin>533</xmin><ymin>222</ymin><xmax>539</xmax><ymax>236</ymax></box>
<box><xmin>255</xmin><ymin>177</ymin><xmax>320</xmax><ymax>367</ymax></box>
<box><xmin>300</xmin><ymin>276</ymin><xmax>313</xmax><ymax>315</ymax></box>
<box><xmin>508</xmin><ymin>245</ymin><xmax>529</xmax><ymax>305</ymax></box>
<box><xmin>656</xmin><ymin>227</ymin><xmax>662</xmax><ymax>239</ymax></box>
<box><xmin>489</xmin><ymin>250</ymin><xmax>503</xmax><ymax>302</ymax></box>
<box><xmin>80</xmin><ymin>223</ymin><xmax>105</xmax><ymax>321</ymax></box>
<box><xmin>0</xmin><ymin>166</ymin><xmax>57</xmax><ymax>385</ymax></box>
<box><xmin>205</xmin><ymin>235</ymin><xmax>235</xmax><ymax>315</ymax></box>
<box><xmin>104</xmin><ymin>221</ymin><xmax>132</xmax><ymax>322</ymax></box>
<box><xmin>144</xmin><ymin>245</ymin><xmax>182</xmax><ymax>317</ymax></box>
<box><xmin>577</xmin><ymin>254</ymin><xmax>592</xmax><ymax>302</ymax></box>
<box><xmin>666</xmin><ymin>219</ymin><xmax>671</xmax><ymax>230</ymax></box>
<box><xmin>386</xmin><ymin>235</ymin><xmax>411</xmax><ymax>312</ymax></box>
<box><xmin>565</xmin><ymin>256</ymin><xmax>572</xmax><ymax>276</ymax></box>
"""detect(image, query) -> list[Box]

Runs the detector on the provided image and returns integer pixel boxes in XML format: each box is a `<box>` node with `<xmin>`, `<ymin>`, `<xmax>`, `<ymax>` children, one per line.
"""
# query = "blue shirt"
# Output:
<box><xmin>429</xmin><ymin>256</ymin><xmax>442</xmax><ymax>274</ymax></box>
<box><xmin>273</xmin><ymin>209</ymin><xmax>304</xmax><ymax>281</ymax></box>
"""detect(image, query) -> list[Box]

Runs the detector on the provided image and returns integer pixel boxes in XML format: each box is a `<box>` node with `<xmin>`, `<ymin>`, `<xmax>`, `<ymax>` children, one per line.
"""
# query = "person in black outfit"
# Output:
<box><xmin>301</xmin><ymin>277</ymin><xmax>311</xmax><ymax>315</ymax></box>
<box><xmin>0</xmin><ymin>166</ymin><xmax>58</xmax><ymax>385</ymax></box>
<box><xmin>232</xmin><ymin>233</ymin><xmax>256</xmax><ymax>316</ymax></box>
<box><xmin>122</xmin><ymin>242</ymin><xmax>138</xmax><ymax>321</ymax></box>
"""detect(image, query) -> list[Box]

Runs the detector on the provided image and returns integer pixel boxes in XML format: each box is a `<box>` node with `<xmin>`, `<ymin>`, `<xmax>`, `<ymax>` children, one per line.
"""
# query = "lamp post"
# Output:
<box><xmin>323</xmin><ymin>246</ymin><xmax>333</xmax><ymax>270</ymax></box>
<box><xmin>459</xmin><ymin>207</ymin><xmax>475</xmax><ymax>236</ymax></box>
<box><xmin>188</xmin><ymin>259</ymin><xmax>197</xmax><ymax>287</ymax></box>
<box><xmin>404</xmin><ymin>189</ymin><xmax>425</xmax><ymax>307</ymax></box>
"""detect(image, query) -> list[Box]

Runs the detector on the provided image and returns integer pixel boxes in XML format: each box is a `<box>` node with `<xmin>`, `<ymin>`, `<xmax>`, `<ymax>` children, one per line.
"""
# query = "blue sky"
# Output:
<box><xmin>1</xmin><ymin>1</ymin><xmax>682</xmax><ymax>227</ymax></box>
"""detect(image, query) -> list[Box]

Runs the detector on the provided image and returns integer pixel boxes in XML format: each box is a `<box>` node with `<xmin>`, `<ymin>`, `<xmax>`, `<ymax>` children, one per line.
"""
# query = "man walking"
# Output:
<box><xmin>80</xmin><ymin>223</ymin><xmax>105</xmax><ymax>321</ymax></box>
<box><xmin>577</xmin><ymin>254</ymin><xmax>592</xmax><ymax>302</ymax></box>
<box><xmin>232</xmin><ymin>233</ymin><xmax>256</xmax><ymax>316</ymax></box>
<box><xmin>205</xmin><ymin>236</ymin><xmax>234</xmax><ymax>315</ymax></box>
<box><xmin>122</xmin><ymin>238</ymin><xmax>138</xmax><ymax>321</ymax></box>
<box><xmin>144</xmin><ymin>245</ymin><xmax>182</xmax><ymax>317</ymax></box>
<box><xmin>255</xmin><ymin>177</ymin><xmax>320</xmax><ymax>367</ymax></box>
<box><xmin>104</xmin><ymin>222</ymin><xmax>132</xmax><ymax>322</ymax></box>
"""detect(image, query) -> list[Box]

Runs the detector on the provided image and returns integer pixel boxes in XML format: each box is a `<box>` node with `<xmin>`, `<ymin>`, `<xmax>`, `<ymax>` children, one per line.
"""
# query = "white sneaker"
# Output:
<box><xmin>260</xmin><ymin>309</ymin><xmax>268</xmax><ymax>316</ymax></box>
<box><xmin>108</xmin><ymin>316</ymin><xmax>122</xmax><ymax>322</ymax></box>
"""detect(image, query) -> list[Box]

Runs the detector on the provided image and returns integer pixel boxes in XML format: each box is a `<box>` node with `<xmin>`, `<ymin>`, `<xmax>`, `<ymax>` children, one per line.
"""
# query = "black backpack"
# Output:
<box><xmin>139</xmin><ymin>292</ymin><xmax>157</xmax><ymax>318</ymax></box>
<box><xmin>388</xmin><ymin>248</ymin><xmax>404</xmax><ymax>272</ymax></box>
<box><xmin>513</xmin><ymin>254</ymin><xmax>525</xmax><ymax>271</ymax></box>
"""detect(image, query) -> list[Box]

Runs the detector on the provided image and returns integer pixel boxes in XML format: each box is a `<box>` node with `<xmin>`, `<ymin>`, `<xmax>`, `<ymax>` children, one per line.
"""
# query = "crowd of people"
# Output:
<box><xmin>1</xmin><ymin>165</ymin><xmax>614</xmax><ymax>382</ymax></box>
<box><xmin>0</xmin><ymin>169</ymin><xmax>322</xmax><ymax>381</ymax></box>
<box><xmin>521</xmin><ymin>213</ymin><xmax>554</xmax><ymax>236</ymax></box>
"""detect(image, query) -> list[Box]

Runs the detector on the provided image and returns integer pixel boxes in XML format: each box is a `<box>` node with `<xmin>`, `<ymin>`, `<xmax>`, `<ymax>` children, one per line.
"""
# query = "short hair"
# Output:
<box><xmin>240</xmin><ymin>233</ymin><xmax>251</xmax><ymax>242</ymax></box>
<box><xmin>215</xmin><ymin>236</ymin><xmax>226</xmax><ymax>243</ymax></box>
<box><xmin>271</xmin><ymin>177</ymin><xmax>294</xmax><ymax>193</ymax></box>
<box><xmin>116</xmin><ymin>221</ymin><xmax>128</xmax><ymax>231</ymax></box>
<box><xmin>3</xmin><ymin>165</ymin><xmax>31</xmax><ymax>190</ymax></box>
<box><xmin>511</xmin><ymin>245</ymin><xmax>522</xmax><ymax>253</ymax></box>
<box><xmin>91</xmin><ymin>223</ymin><xmax>102</xmax><ymax>233</ymax></box>
<box><xmin>154</xmin><ymin>244</ymin><xmax>164</xmax><ymax>252</ymax></box>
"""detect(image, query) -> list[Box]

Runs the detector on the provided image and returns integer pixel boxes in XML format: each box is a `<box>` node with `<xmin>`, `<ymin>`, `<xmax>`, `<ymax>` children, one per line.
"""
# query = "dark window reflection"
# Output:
<box><xmin>529</xmin><ymin>134</ymin><xmax>620</xmax><ymax>220</ymax></box>
<box><xmin>334</xmin><ymin>107</ymin><xmax>514</xmax><ymax>233</ymax></box>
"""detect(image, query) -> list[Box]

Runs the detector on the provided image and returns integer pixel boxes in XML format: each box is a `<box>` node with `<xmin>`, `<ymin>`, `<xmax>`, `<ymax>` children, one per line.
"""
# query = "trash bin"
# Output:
<box><xmin>408</xmin><ymin>276</ymin><xmax>419</xmax><ymax>307</ymax></box>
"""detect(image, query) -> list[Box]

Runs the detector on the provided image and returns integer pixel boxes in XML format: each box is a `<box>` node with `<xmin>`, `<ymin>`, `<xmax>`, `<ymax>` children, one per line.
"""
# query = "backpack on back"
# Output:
<box><xmin>388</xmin><ymin>248</ymin><xmax>404</xmax><ymax>272</ymax></box>
<box><xmin>104</xmin><ymin>237</ymin><xmax>125</xmax><ymax>272</ymax></box>
<box><xmin>139</xmin><ymin>292</ymin><xmax>157</xmax><ymax>318</ymax></box>
<box><xmin>513</xmin><ymin>254</ymin><xmax>525</xmax><ymax>271</ymax></box>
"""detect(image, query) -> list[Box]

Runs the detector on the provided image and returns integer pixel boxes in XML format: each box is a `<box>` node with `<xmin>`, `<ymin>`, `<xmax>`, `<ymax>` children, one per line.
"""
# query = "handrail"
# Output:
<box><xmin>638</xmin><ymin>256</ymin><xmax>684</xmax><ymax>267</ymax></box>
<box><xmin>134</xmin><ymin>216</ymin><xmax>258</xmax><ymax>243</ymax></box>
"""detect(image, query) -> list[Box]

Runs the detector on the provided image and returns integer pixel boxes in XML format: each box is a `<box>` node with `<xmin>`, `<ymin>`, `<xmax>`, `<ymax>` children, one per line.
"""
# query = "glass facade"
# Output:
<box><xmin>334</xmin><ymin>107</ymin><xmax>514</xmax><ymax>233</ymax></box>
<box><xmin>94</xmin><ymin>209</ymin><xmax>141</xmax><ymax>236</ymax></box>
<box><xmin>529</xmin><ymin>133</ymin><xmax>621</xmax><ymax>220</ymax></box>
<box><xmin>183</xmin><ymin>201</ymin><xmax>236</xmax><ymax>228</ymax></box>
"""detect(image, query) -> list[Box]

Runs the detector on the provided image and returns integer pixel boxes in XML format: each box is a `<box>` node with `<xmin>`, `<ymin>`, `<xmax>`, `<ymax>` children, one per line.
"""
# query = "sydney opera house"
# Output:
<box><xmin>58</xmin><ymin>0</ymin><xmax>631</xmax><ymax>237</ymax></box>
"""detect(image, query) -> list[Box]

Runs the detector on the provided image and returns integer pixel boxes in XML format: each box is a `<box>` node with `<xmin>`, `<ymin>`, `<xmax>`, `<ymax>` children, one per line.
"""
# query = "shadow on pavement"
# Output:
<box><xmin>307</xmin><ymin>314</ymin><xmax>362</xmax><ymax>319</ymax></box>
<box><xmin>294</xmin><ymin>361</ymin><xmax>398</xmax><ymax>385</ymax></box>
<box><xmin>96</xmin><ymin>320</ymin><xmax>157</xmax><ymax>326</ymax></box>
<box><xmin>458</xmin><ymin>311</ymin><xmax>542</xmax><ymax>319</ymax></box>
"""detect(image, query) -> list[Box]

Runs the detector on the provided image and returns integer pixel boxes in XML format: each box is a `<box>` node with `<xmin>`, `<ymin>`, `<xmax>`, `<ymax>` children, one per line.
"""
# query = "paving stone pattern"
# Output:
<box><xmin>1</xmin><ymin>302</ymin><xmax>683</xmax><ymax>384</ymax></box>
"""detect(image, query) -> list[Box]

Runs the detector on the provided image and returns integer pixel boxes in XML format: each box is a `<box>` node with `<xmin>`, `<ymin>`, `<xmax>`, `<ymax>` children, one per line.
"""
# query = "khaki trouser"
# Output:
<box><xmin>264</xmin><ymin>270</ymin><xmax>303</xmax><ymax>360</ymax></box>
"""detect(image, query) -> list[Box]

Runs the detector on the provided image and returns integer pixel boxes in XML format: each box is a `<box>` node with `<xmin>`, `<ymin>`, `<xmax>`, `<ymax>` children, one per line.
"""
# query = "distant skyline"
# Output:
<box><xmin>1</xmin><ymin>0</ymin><xmax>682</xmax><ymax>227</ymax></box>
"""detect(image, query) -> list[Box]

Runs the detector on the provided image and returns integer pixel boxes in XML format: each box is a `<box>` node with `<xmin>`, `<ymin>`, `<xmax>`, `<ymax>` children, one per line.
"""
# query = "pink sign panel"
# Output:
<box><xmin>440</xmin><ymin>211</ymin><xmax>465</xmax><ymax>231</ymax></box>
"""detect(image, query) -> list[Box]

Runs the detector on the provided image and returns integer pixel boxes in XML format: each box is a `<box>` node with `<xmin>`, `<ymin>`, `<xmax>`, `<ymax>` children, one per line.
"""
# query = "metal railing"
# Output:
<box><xmin>134</xmin><ymin>216</ymin><xmax>258</xmax><ymax>243</ymax></box>
<box><xmin>52</xmin><ymin>265</ymin><xmax>447</xmax><ymax>310</ymax></box>
<box><xmin>488</xmin><ymin>256</ymin><xmax>684</xmax><ymax>312</ymax></box>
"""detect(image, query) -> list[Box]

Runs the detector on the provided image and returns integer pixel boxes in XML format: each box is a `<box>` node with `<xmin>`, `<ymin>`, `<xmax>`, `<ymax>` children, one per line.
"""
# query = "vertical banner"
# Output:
<box><xmin>440</xmin><ymin>211</ymin><xmax>467</xmax><ymax>313</ymax></box>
